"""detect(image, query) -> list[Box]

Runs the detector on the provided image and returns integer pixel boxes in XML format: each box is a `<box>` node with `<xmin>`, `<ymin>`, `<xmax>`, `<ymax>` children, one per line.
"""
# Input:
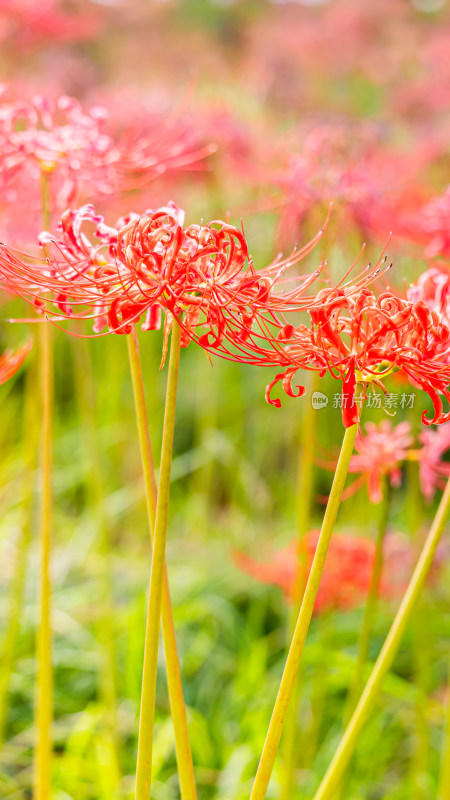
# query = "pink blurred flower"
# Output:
<box><xmin>418</xmin><ymin>424</ymin><xmax>450</xmax><ymax>502</ymax></box>
<box><xmin>349</xmin><ymin>421</ymin><xmax>413</xmax><ymax>503</ymax></box>
<box><xmin>0</xmin><ymin>89</ymin><xmax>213</xmax><ymax>242</ymax></box>
<box><xmin>0</xmin><ymin>0</ymin><xmax>99</xmax><ymax>50</ymax></box>
<box><xmin>266</xmin><ymin>123</ymin><xmax>420</xmax><ymax>244</ymax></box>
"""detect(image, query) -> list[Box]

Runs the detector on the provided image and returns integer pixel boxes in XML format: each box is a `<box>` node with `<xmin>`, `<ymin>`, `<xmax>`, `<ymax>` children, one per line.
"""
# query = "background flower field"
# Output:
<box><xmin>0</xmin><ymin>1</ymin><xmax>450</xmax><ymax>799</ymax></box>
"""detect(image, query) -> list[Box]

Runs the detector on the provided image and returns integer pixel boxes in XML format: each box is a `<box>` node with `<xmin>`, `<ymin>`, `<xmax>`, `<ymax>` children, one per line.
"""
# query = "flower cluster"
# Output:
<box><xmin>258</xmin><ymin>287</ymin><xmax>450</xmax><ymax>427</ymax></box>
<box><xmin>0</xmin><ymin>203</ymin><xmax>324</xmax><ymax>362</ymax></box>
<box><xmin>0</xmin><ymin>90</ymin><xmax>213</xmax><ymax>240</ymax></box>
<box><xmin>2</xmin><ymin>201</ymin><xmax>450</xmax><ymax>429</ymax></box>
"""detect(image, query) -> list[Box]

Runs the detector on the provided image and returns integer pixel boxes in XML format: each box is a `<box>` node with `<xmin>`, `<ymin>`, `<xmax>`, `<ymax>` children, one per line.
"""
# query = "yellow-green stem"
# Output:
<box><xmin>71</xmin><ymin>336</ymin><xmax>120</xmax><ymax>786</ymax></box>
<box><xmin>312</xmin><ymin>474</ymin><xmax>450</xmax><ymax>800</ymax></box>
<box><xmin>34</xmin><ymin>320</ymin><xmax>53</xmax><ymax>800</ymax></box>
<box><xmin>409</xmin><ymin>603</ymin><xmax>430</xmax><ymax>799</ymax></box>
<box><xmin>281</xmin><ymin>373</ymin><xmax>319</xmax><ymax>800</ymax></box>
<box><xmin>438</xmin><ymin>652</ymin><xmax>450</xmax><ymax>800</ymax></box>
<box><xmin>250</xmin><ymin>423</ymin><xmax>358</xmax><ymax>800</ymax></box>
<box><xmin>406</xmin><ymin>457</ymin><xmax>429</xmax><ymax>799</ymax></box>
<box><xmin>301</xmin><ymin>614</ymin><xmax>332</xmax><ymax>770</ymax></box>
<box><xmin>343</xmin><ymin>480</ymin><xmax>391</xmax><ymax>724</ymax></box>
<box><xmin>0</xmin><ymin>356</ymin><xmax>39</xmax><ymax>747</ymax></box>
<box><xmin>127</xmin><ymin>327</ymin><xmax>197</xmax><ymax>800</ymax></box>
<box><xmin>134</xmin><ymin>322</ymin><xmax>182</xmax><ymax>800</ymax></box>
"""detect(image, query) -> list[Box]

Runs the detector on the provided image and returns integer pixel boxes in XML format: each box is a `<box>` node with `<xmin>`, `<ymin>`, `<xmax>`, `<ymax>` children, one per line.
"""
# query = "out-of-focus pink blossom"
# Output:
<box><xmin>418</xmin><ymin>424</ymin><xmax>450</xmax><ymax>502</ymax></box>
<box><xmin>348</xmin><ymin>421</ymin><xmax>413</xmax><ymax>503</ymax></box>
<box><xmin>0</xmin><ymin>0</ymin><xmax>99</xmax><ymax>50</ymax></box>
<box><xmin>0</xmin><ymin>89</ymin><xmax>214</xmax><ymax>242</ymax></box>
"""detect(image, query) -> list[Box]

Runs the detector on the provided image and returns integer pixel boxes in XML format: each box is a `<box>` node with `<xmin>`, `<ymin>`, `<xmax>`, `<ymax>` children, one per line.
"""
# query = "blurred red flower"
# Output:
<box><xmin>234</xmin><ymin>531</ymin><xmax>418</xmax><ymax>614</ymax></box>
<box><xmin>0</xmin><ymin>90</ymin><xmax>213</xmax><ymax>242</ymax></box>
<box><xmin>418</xmin><ymin>423</ymin><xmax>450</xmax><ymax>502</ymax></box>
<box><xmin>0</xmin><ymin>339</ymin><xmax>32</xmax><ymax>385</ymax></box>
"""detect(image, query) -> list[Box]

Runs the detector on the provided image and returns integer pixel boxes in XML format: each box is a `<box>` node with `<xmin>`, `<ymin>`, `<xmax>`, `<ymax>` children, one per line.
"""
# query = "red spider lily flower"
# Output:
<box><xmin>376</xmin><ymin>187</ymin><xmax>450</xmax><ymax>260</ymax></box>
<box><xmin>416</xmin><ymin>423</ymin><xmax>450</xmax><ymax>502</ymax></box>
<box><xmin>234</xmin><ymin>531</ymin><xmax>418</xmax><ymax>614</ymax></box>
<box><xmin>0</xmin><ymin>339</ymin><xmax>32</xmax><ymax>384</ymax></box>
<box><xmin>408</xmin><ymin>265</ymin><xmax>450</xmax><ymax>319</ymax></box>
<box><xmin>254</xmin><ymin>286</ymin><xmax>450</xmax><ymax>427</ymax></box>
<box><xmin>0</xmin><ymin>0</ymin><xmax>99</xmax><ymax>51</ymax></box>
<box><xmin>407</xmin><ymin>265</ymin><xmax>450</xmax><ymax>341</ymax></box>
<box><xmin>0</xmin><ymin>203</ymin><xmax>325</xmax><ymax>360</ymax></box>
<box><xmin>348</xmin><ymin>421</ymin><xmax>413</xmax><ymax>503</ymax></box>
<box><xmin>264</xmin><ymin>123</ymin><xmax>422</xmax><ymax>245</ymax></box>
<box><xmin>0</xmin><ymin>93</ymin><xmax>118</xmax><ymax>216</ymax></box>
<box><xmin>0</xmin><ymin>90</ymin><xmax>213</xmax><ymax>240</ymax></box>
<box><xmin>409</xmin><ymin>188</ymin><xmax>450</xmax><ymax>260</ymax></box>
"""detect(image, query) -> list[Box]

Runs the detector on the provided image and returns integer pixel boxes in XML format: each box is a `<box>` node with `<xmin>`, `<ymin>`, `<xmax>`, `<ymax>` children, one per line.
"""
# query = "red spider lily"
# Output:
<box><xmin>261</xmin><ymin>122</ymin><xmax>424</xmax><ymax>245</ymax></box>
<box><xmin>348</xmin><ymin>421</ymin><xmax>413</xmax><ymax>503</ymax></box>
<box><xmin>0</xmin><ymin>203</ymin><xmax>325</xmax><ymax>360</ymax></box>
<box><xmin>0</xmin><ymin>339</ymin><xmax>32</xmax><ymax>384</ymax></box>
<box><xmin>0</xmin><ymin>0</ymin><xmax>99</xmax><ymax>50</ymax></box>
<box><xmin>408</xmin><ymin>265</ymin><xmax>450</xmax><ymax>326</ymax></box>
<box><xmin>416</xmin><ymin>424</ymin><xmax>450</xmax><ymax>502</ymax></box>
<box><xmin>242</xmin><ymin>286</ymin><xmax>450</xmax><ymax>428</ymax></box>
<box><xmin>375</xmin><ymin>187</ymin><xmax>450</xmax><ymax>259</ymax></box>
<box><xmin>0</xmin><ymin>90</ymin><xmax>213</xmax><ymax>240</ymax></box>
<box><xmin>234</xmin><ymin>531</ymin><xmax>417</xmax><ymax>613</ymax></box>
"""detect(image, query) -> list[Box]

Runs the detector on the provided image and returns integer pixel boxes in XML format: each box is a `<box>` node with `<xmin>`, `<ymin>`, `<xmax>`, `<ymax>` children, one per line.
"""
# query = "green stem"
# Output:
<box><xmin>312</xmin><ymin>475</ymin><xmax>450</xmax><ymax>800</ymax></box>
<box><xmin>281</xmin><ymin>372</ymin><xmax>319</xmax><ymax>800</ymax></box>
<box><xmin>438</xmin><ymin>652</ymin><xmax>450</xmax><ymax>800</ymax></box>
<box><xmin>34</xmin><ymin>320</ymin><xmax>53</xmax><ymax>800</ymax></box>
<box><xmin>301</xmin><ymin>613</ymin><xmax>332</xmax><ymax>770</ymax></box>
<box><xmin>343</xmin><ymin>480</ymin><xmax>391</xmax><ymax>724</ymax></box>
<box><xmin>250</xmin><ymin>423</ymin><xmax>358</xmax><ymax>800</ymax></box>
<box><xmin>410</xmin><ymin>603</ymin><xmax>430</xmax><ymax>799</ymax></box>
<box><xmin>127</xmin><ymin>326</ymin><xmax>197</xmax><ymax>800</ymax></box>
<box><xmin>71</xmin><ymin>336</ymin><xmax>120</xmax><ymax>785</ymax></box>
<box><xmin>134</xmin><ymin>322</ymin><xmax>182</xmax><ymax>800</ymax></box>
<box><xmin>0</xmin><ymin>355</ymin><xmax>38</xmax><ymax>747</ymax></box>
<box><xmin>406</xmin><ymin>457</ymin><xmax>429</xmax><ymax>799</ymax></box>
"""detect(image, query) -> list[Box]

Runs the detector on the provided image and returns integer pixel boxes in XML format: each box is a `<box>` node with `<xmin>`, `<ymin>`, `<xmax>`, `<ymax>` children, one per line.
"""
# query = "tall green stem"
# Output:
<box><xmin>134</xmin><ymin>322</ymin><xmax>182</xmax><ymax>800</ymax></box>
<box><xmin>250</xmin><ymin>423</ymin><xmax>358</xmax><ymax>800</ymax></box>
<box><xmin>312</xmin><ymin>475</ymin><xmax>450</xmax><ymax>800</ymax></box>
<box><xmin>34</xmin><ymin>173</ymin><xmax>53</xmax><ymax>800</ymax></box>
<box><xmin>343</xmin><ymin>480</ymin><xmax>391</xmax><ymax>723</ymax></box>
<box><xmin>71</xmin><ymin>337</ymin><xmax>120</xmax><ymax>788</ymax></box>
<box><xmin>0</xmin><ymin>356</ymin><xmax>38</xmax><ymax>747</ymax></box>
<box><xmin>407</xmin><ymin>457</ymin><xmax>429</xmax><ymax>799</ymax></box>
<box><xmin>438</xmin><ymin>653</ymin><xmax>450</xmax><ymax>800</ymax></box>
<box><xmin>281</xmin><ymin>373</ymin><xmax>319</xmax><ymax>800</ymax></box>
<box><xmin>127</xmin><ymin>327</ymin><xmax>197</xmax><ymax>800</ymax></box>
<box><xmin>34</xmin><ymin>320</ymin><xmax>53</xmax><ymax>800</ymax></box>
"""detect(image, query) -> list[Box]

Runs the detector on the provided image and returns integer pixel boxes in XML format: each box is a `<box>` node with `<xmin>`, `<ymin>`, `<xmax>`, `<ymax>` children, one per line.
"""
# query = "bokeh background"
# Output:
<box><xmin>1</xmin><ymin>1</ymin><xmax>450</xmax><ymax>798</ymax></box>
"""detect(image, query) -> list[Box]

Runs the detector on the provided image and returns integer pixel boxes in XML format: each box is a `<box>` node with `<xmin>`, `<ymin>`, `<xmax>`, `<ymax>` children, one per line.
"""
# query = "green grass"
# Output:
<box><xmin>0</xmin><ymin>317</ymin><xmax>448</xmax><ymax>798</ymax></box>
